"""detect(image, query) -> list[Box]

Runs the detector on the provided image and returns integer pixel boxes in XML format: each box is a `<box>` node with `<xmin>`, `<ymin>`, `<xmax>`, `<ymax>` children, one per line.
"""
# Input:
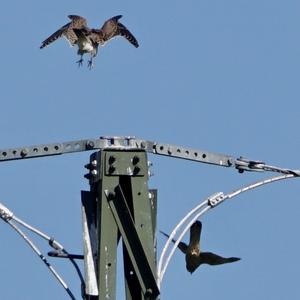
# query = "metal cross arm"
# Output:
<box><xmin>0</xmin><ymin>136</ymin><xmax>147</xmax><ymax>162</ymax></box>
<box><xmin>151</xmin><ymin>141</ymin><xmax>234</xmax><ymax>167</ymax></box>
<box><xmin>0</xmin><ymin>136</ymin><xmax>234</xmax><ymax>168</ymax></box>
<box><xmin>0</xmin><ymin>135</ymin><xmax>298</xmax><ymax>176</ymax></box>
<box><xmin>0</xmin><ymin>138</ymin><xmax>101</xmax><ymax>162</ymax></box>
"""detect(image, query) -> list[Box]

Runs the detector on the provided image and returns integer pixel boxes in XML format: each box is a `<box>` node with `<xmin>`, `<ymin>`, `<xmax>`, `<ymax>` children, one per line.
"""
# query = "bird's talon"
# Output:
<box><xmin>87</xmin><ymin>60</ymin><xmax>94</xmax><ymax>69</ymax></box>
<box><xmin>76</xmin><ymin>59</ymin><xmax>83</xmax><ymax>67</ymax></box>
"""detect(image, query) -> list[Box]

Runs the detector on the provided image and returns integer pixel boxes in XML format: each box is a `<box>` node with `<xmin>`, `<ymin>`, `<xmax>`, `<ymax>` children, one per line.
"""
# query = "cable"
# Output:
<box><xmin>6</xmin><ymin>219</ymin><xmax>76</xmax><ymax>300</ymax></box>
<box><xmin>0</xmin><ymin>202</ymin><xmax>86</xmax><ymax>299</ymax></box>
<box><xmin>226</xmin><ymin>174</ymin><xmax>295</xmax><ymax>200</ymax></box>
<box><xmin>13</xmin><ymin>214</ymin><xmax>85</xmax><ymax>295</ymax></box>
<box><xmin>259</xmin><ymin>164</ymin><xmax>300</xmax><ymax>177</ymax></box>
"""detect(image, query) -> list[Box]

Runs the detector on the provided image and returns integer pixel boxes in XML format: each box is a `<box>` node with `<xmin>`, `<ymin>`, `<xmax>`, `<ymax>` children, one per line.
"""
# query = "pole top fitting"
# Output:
<box><xmin>100</xmin><ymin>136</ymin><xmax>137</xmax><ymax>149</ymax></box>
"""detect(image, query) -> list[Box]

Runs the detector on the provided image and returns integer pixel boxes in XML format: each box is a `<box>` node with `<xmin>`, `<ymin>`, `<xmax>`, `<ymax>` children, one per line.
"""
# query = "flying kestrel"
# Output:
<box><xmin>40</xmin><ymin>15</ymin><xmax>139</xmax><ymax>69</ymax></box>
<box><xmin>160</xmin><ymin>221</ymin><xmax>240</xmax><ymax>273</ymax></box>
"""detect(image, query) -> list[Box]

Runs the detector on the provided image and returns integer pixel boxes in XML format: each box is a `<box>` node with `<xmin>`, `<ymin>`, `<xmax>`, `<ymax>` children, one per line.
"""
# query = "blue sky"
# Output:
<box><xmin>0</xmin><ymin>0</ymin><xmax>299</xmax><ymax>299</ymax></box>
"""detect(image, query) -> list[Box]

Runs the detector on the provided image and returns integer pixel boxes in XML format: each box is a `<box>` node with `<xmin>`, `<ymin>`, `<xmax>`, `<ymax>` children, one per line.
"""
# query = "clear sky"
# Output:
<box><xmin>0</xmin><ymin>0</ymin><xmax>299</xmax><ymax>299</ymax></box>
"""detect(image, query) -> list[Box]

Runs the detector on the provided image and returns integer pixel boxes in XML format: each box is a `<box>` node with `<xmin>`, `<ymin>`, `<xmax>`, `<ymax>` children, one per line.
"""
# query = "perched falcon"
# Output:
<box><xmin>40</xmin><ymin>15</ymin><xmax>139</xmax><ymax>69</ymax></box>
<box><xmin>160</xmin><ymin>221</ymin><xmax>240</xmax><ymax>273</ymax></box>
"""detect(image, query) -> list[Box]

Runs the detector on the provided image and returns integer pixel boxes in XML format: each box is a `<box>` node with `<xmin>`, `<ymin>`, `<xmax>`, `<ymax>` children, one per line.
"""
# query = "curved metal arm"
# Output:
<box><xmin>157</xmin><ymin>173</ymin><xmax>297</xmax><ymax>288</ymax></box>
<box><xmin>157</xmin><ymin>193</ymin><xmax>223</xmax><ymax>282</ymax></box>
<box><xmin>158</xmin><ymin>205</ymin><xmax>211</xmax><ymax>288</ymax></box>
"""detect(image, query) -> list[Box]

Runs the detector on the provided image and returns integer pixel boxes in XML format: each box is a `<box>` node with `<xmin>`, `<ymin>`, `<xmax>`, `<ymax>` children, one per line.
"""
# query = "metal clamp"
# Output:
<box><xmin>207</xmin><ymin>192</ymin><xmax>225</xmax><ymax>207</ymax></box>
<box><xmin>0</xmin><ymin>202</ymin><xmax>14</xmax><ymax>221</ymax></box>
<box><xmin>235</xmin><ymin>157</ymin><xmax>266</xmax><ymax>173</ymax></box>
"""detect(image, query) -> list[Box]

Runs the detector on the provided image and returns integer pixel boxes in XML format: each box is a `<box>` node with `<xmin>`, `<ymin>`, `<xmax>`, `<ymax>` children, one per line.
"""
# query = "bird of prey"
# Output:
<box><xmin>160</xmin><ymin>221</ymin><xmax>240</xmax><ymax>274</ymax></box>
<box><xmin>40</xmin><ymin>15</ymin><xmax>139</xmax><ymax>69</ymax></box>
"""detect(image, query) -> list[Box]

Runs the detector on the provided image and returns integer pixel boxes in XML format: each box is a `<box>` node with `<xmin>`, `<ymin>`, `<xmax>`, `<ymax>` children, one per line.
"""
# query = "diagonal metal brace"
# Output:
<box><xmin>105</xmin><ymin>185</ymin><xmax>160</xmax><ymax>300</ymax></box>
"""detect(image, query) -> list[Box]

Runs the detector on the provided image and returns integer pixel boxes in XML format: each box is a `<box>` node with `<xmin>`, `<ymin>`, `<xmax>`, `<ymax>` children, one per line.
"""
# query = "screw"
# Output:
<box><xmin>84</xmin><ymin>173</ymin><xmax>91</xmax><ymax>179</ymax></box>
<box><xmin>108</xmin><ymin>156</ymin><xmax>116</xmax><ymax>164</ymax></box>
<box><xmin>227</xmin><ymin>158</ymin><xmax>233</xmax><ymax>166</ymax></box>
<box><xmin>86</xmin><ymin>141</ymin><xmax>95</xmax><ymax>150</ymax></box>
<box><xmin>133</xmin><ymin>166</ymin><xmax>140</xmax><ymax>175</ymax></box>
<box><xmin>107</xmin><ymin>192</ymin><xmax>116</xmax><ymax>200</ymax></box>
<box><xmin>91</xmin><ymin>160</ymin><xmax>97</xmax><ymax>167</ymax></box>
<box><xmin>20</xmin><ymin>149</ymin><xmax>28</xmax><ymax>157</ymax></box>
<box><xmin>84</xmin><ymin>163</ymin><xmax>91</xmax><ymax>170</ymax></box>
<box><xmin>144</xmin><ymin>288</ymin><xmax>153</xmax><ymax>300</ymax></box>
<box><xmin>132</xmin><ymin>156</ymin><xmax>140</xmax><ymax>165</ymax></box>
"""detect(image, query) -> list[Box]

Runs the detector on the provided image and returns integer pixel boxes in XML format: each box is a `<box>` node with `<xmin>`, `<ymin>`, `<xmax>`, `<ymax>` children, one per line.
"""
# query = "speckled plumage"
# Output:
<box><xmin>40</xmin><ymin>15</ymin><xmax>88</xmax><ymax>49</ymax></box>
<box><xmin>40</xmin><ymin>15</ymin><xmax>139</xmax><ymax>68</ymax></box>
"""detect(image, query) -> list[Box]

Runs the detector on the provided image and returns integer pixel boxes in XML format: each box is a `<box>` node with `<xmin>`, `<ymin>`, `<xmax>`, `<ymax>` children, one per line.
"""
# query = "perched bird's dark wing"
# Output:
<box><xmin>40</xmin><ymin>15</ymin><xmax>87</xmax><ymax>49</ymax></box>
<box><xmin>200</xmin><ymin>252</ymin><xmax>241</xmax><ymax>266</ymax></box>
<box><xmin>100</xmin><ymin>15</ymin><xmax>139</xmax><ymax>48</ymax></box>
<box><xmin>160</xmin><ymin>231</ymin><xmax>188</xmax><ymax>254</ymax></box>
<box><xmin>189</xmin><ymin>221</ymin><xmax>202</xmax><ymax>247</ymax></box>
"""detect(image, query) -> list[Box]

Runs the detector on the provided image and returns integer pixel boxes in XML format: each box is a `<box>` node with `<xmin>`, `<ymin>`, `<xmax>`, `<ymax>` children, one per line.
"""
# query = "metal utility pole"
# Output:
<box><xmin>0</xmin><ymin>135</ymin><xmax>298</xmax><ymax>300</ymax></box>
<box><xmin>82</xmin><ymin>148</ymin><xmax>159</xmax><ymax>300</ymax></box>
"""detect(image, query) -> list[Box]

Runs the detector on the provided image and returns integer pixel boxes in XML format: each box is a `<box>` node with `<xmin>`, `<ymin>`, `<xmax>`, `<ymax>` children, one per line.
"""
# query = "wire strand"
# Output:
<box><xmin>12</xmin><ymin>214</ymin><xmax>85</xmax><ymax>294</ymax></box>
<box><xmin>6</xmin><ymin>220</ymin><xmax>76</xmax><ymax>300</ymax></box>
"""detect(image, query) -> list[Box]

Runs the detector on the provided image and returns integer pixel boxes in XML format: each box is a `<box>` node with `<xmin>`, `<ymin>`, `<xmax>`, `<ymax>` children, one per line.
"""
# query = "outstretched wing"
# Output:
<box><xmin>40</xmin><ymin>15</ymin><xmax>87</xmax><ymax>49</ymax></box>
<box><xmin>116</xmin><ymin>22</ymin><xmax>139</xmax><ymax>48</ymax></box>
<box><xmin>100</xmin><ymin>15</ymin><xmax>123</xmax><ymax>38</ymax></box>
<box><xmin>100</xmin><ymin>15</ymin><xmax>139</xmax><ymax>48</ymax></box>
<box><xmin>200</xmin><ymin>252</ymin><xmax>241</xmax><ymax>266</ymax></box>
<box><xmin>160</xmin><ymin>231</ymin><xmax>188</xmax><ymax>254</ymax></box>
